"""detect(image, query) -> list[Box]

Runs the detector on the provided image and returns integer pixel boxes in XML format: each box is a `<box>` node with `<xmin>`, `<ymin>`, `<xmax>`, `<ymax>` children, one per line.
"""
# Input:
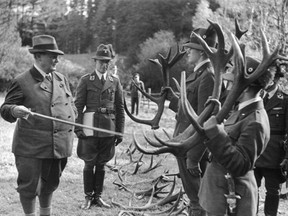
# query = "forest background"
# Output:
<box><xmin>1</xmin><ymin>0</ymin><xmax>288</xmax><ymax>94</ymax></box>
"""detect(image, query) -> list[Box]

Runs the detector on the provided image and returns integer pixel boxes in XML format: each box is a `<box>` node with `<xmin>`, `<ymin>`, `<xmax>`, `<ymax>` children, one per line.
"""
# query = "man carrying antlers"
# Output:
<box><xmin>199</xmin><ymin>57</ymin><xmax>273</xmax><ymax>216</ymax></box>
<box><xmin>167</xmin><ymin>25</ymin><xmax>217</xmax><ymax>216</ymax></box>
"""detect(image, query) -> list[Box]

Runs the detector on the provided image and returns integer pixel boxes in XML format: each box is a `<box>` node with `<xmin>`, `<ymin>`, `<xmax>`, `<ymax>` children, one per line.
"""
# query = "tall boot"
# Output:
<box><xmin>264</xmin><ymin>194</ymin><xmax>279</xmax><ymax>216</ymax></box>
<box><xmin>93</xmin><ymin>168</ymin><xmax>111</xmax><ymax>208</ymax></box>
<box><xmin>80</xmin><ymin>169</ymin><xmax>94</xmax><ymax>210</ymax></box>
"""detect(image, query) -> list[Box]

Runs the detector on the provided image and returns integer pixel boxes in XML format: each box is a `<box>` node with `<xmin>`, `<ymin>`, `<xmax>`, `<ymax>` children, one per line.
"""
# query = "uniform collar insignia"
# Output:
<box><xmin>277</xmin><ymin>92</ymin><xmax>283</xmax><ymax>99</ymax></box>
<box><xmin>90</xmin><ymin>75</ymin><xmax>95</xmax><ymax>81</ymax></box>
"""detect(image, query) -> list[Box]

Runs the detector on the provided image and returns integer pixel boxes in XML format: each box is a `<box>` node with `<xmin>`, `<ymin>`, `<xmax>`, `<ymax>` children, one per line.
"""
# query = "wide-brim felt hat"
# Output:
<box><xmin>29</xmin><ymin>35</ymin><xmax>64</xmax><ymax>55</ymax></box>
<box><xmin>183</xmin><ymin>25</ymin><xmax>217</xmax><ymax>51</ymax></box>
<box><xmin>92</xmin><ymin>44</ymin><xmax>115</xmax><ymax>60</ymax></box>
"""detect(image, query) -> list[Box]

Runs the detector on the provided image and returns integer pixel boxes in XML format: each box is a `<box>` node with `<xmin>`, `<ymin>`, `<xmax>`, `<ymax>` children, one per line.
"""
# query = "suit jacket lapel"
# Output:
<box><xmin>30</xmin><ymin>66</ymin><xmax>53</xmax><ymax>94</ymax></box>
<box><xmin>88</xmin><ymin>71</ymin><xmax>102</xmax><ymax>90</ymax></box>
<box><xmin>102</xmin><ymin>75</ymin><xmax>113</xmax><ymax>92</ymax></box>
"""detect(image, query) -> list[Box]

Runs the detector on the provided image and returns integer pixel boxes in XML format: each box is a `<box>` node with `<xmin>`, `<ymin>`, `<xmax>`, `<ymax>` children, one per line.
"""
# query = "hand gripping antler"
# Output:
<box><xmin>124</xmin><ymin>44</ymin><xmax>186</xmax><ymax>129</ymax></box>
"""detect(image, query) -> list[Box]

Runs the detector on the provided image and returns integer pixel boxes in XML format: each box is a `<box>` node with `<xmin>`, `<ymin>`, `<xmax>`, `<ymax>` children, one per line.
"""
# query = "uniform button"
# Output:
<box><xmin>68</xmin><ymin>116</ymin><xmax>71</xmax><ymax>118</ymax></box>
<box><xmin>54</xmin><ymin>129</ymin><xmax>58</xmax><ymax>133</ymax></box>
<box><xmin>51</xmin><ymin>104</ymin><xmax>55</xmax><ymax>107</ymax></box>
<box><xmin>59</xmin><ymin>84</ymin><xmax>64</xmax><ymax>88</ymax></box>
<box><xmin>68</xmin><ymin>129</ymin><xmax>72</xmax><ymax>132</ymax></box>
<box><xmin>65</xmin><ymin>103</ymin><xmax>68</xmax><ymax>105</ymax></box>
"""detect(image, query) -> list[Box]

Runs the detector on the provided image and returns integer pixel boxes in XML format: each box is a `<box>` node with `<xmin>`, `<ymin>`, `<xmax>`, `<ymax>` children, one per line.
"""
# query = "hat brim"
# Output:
<box><xmin>92</xmin><ymin>56</ymin><xmax>112</xmax><ymax>60</ymax></box>
<box><xmin>183</xmin><ymin>42</ymin><xmax>216</xmax><ymax>52</ymax></box>
<box><xmin>29</xmin><ymin>49</ymin><xmax>64</xmax><ymax>55</ymax></box>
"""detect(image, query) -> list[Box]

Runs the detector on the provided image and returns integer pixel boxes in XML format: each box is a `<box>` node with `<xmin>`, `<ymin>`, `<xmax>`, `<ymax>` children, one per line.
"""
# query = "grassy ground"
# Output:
<box><xmin>0</xmin><ymin>96</ymin><xmax>288</xmax><ymax>215</ymax></box>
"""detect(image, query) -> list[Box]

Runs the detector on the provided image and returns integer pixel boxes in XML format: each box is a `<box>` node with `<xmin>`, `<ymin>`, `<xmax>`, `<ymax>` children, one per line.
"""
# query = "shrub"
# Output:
<box><xmin>135</xmin><ymin>30</ymin><xmax>187</xmax><ymax>93</ymax></box>
<box><xmin>56</xmin><ymin>58</ymin><xmax>86</xmax><ymax>95</ymax></box>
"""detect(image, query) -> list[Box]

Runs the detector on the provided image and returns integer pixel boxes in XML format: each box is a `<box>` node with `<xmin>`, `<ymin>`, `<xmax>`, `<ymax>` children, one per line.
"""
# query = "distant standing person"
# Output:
<box><xmin>74</xmin><ymin>44</ymin><xmax>125</xmax><ymax>210</ymax></box>
<box><xmin>130</xmin><ymin>73</ymin><xmax>145</xmax><ymax>115</ymax></box>
<box><xmin>0</xmin><ymin>35</ymin><xmax>77</xmax><ymax>216</ymax></box>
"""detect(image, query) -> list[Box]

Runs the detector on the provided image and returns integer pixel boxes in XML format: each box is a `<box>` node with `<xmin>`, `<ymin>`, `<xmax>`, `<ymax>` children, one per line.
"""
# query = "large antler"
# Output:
<box><xmin>124</xmin><ymin>44</ymin><xmax>186</xmax><ymax>129</ymax></box>
<box><xmin>134</xmin><ymin>20</ymin><xmax>233</xmax><ymax>154</ymax></box>
<box><xmin>216</xmin><ymin>29</ymin><xmax>288</xmax><ymax>123</ymax></box>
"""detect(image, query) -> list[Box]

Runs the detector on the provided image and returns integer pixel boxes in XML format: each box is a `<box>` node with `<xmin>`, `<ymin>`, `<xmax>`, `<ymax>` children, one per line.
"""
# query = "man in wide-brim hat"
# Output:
<box><xmin>165</xmin><ymin>24</ymin><xmax>218</xmax><ymax>216</ymax></box>
<box><xmin>1</xmin><ymin>34</ymin><xmax>77</xmax><ymax>216</ymax></box>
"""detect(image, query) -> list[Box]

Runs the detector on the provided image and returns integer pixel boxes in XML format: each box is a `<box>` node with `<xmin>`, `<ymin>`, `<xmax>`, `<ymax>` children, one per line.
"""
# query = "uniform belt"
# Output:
<box><xmin>97</xmin><ymin>107</ymin><xmax>115</xmax><ymax>114</ymax></box>
<box><xmin>271</xmin><ymin>131</ymin><xmax>285</xmax><ymax>135</ymax></box>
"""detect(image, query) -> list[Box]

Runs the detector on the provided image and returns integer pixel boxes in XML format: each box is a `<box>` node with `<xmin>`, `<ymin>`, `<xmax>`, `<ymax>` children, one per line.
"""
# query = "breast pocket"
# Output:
<box><xmin>269</xmin><ymin>108</ymin><xmax>285</xmax><ymax>130</ymax></box>
<box><xmin>87</xmin><ymin>87</ymin><xmax>100</xmax><ymax>102</ymax></box>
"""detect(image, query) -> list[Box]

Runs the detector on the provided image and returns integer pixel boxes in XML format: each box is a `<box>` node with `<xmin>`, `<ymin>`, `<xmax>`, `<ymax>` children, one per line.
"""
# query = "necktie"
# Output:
<box><xmin>101</xmin><ymin>75</ymin><xmax>105</xmax><ymax>85</ymax></box>
<box><xmin>263</xmin><ymin>93</ymin><xmax>269</xmax><ymax>105</ymax></box>
<box><xmin>45</xmin><ymin>74</ymin><xmax>52</xmax><ymax>82</ymax></box>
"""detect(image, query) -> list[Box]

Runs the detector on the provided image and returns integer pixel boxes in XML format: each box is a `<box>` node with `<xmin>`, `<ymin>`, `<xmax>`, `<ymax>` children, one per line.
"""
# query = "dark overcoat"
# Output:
<box><xmin>74</xmin><ymin>71</ymin><xmax>125</xmax><ymax>137</ymax></box>
<box><xmin>0</xmin><ymin>67</ymin><xmax>77</xmax><ymax>159</ymax></box>
<box><xmin>256</xmin><ymin>88</ymin><xmax>288</xmax><ymax>168</ymax></box>
<box><xmin>169</xmin><ymin>61</ymin><xmax>214</xmax><ymax>136</ymax></box>
<box><xmin>199</xmin><ymin>101</ymin><xmax>270</xmax><ymax>215</ymax></box>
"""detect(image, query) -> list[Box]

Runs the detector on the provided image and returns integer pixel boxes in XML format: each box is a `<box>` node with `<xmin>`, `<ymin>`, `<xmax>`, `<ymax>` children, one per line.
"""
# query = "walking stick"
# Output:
<box><xmin>30</xmin><ymin>111</ymin><xmax>123</xmax><ymax>137</ymax></box>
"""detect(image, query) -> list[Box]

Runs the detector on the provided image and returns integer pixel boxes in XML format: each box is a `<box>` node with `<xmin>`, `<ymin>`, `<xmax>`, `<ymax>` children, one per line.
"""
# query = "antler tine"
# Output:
<box><xmin>235</xmin><ymin>18</ymin><xmax>248</xmax><ymax>40</ymax></box>
<box><xmin>162</xmin><ymin>128</ymin><xmax>172</xmax><ymax>140</ymax></box>
<box><xmin>133</xmin><ymin>130</ymin><xmax>174</xmax><ymax>155</ymax></box>
<box><xmin>143</xmin><ymin>130</ymin><xmax>164</xmax><ymax>148</ymax></box>
<box><xmin>247</xmin><ymin>29</ymin><xmax>288</xmax><ymax>83</ymax></box>
<box><xmin>113</xmin><ymin>179</ymin><xmax>182</xmax><ymax>214</ymax></box>
<box><xmin>124</xmin><ymin>96</ymin><xmax>165</xmax><ymax>129</ymax></box>
<box><xmin>180</xmin><ymin>71</ymin><xmax>204</xmax><ymax>135</ymax></box>
<box><xmin>207</xmin><ymin>19</ymin><xmax>225</xmax><ymax>53</ymax></box>
<box><xmin>194</xmin><ymin>20</ymin><xmax>233</xmax><ymax>102</ymax></box>
<box><xmin>172</xmin><ymin>77</ymin><xmax>181</xmax><ymax>92</ymax></box>
<box><xmin>153</xmin><ymin>128</ymin><xmax>204</xmax><ymax>155</ymax></box>
<box><xmin>167</xmin><ymin>44</ymin><xmax>186</xmax><ymax>68</ymax></box>
<box><xmin>126</xmin><ymin>46</ymin><xmax>185</xmax><ymax>129</ymax></box>
<box><xmin>215</xmin><ymin>31</ymin><xmax>245</xmax><ymax>123</ymax></box>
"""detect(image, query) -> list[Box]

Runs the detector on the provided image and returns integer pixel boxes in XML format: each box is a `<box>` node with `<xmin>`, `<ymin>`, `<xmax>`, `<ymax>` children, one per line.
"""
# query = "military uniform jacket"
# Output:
<box><xmin>169</xmin><ymin>61</ymin><xmax>214</xmax><ymax>136</ymax></box>
<box><xmin>256</xmin><ymin>87</ymin><xmax>288</xmax><ymax>168</ymax></box>
<box><xmin>0</xmin><ymin>67</ymin><xmax>77</xmax><ymax>159</ymax></box>
<box><xmin>199</xmin><ymin>101</ymin><xmax>270</xmax><ymax>215</ymax></box>
<box><xmin>74</xmin><ymin>71</ymin><xmax>125</xmax><ymax>137</ymax></box>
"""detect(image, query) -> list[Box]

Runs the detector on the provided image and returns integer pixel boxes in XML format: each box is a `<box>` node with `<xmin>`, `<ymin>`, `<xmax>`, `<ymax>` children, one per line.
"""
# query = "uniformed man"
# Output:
<box><xmin>254</xmin><ymin>60</ymin><xmax>288</xmax><ymax>216</ymax></box>
<box><xmin>74</xmin><ymin>44</ymin><xmax>125</xmax><ymax>210</ymax></box>
<box><xmin>166</xmin><ymin>25</ymin><xmax>217</xmax><ymax>216</ymax></box>
<box><xmin>200</xmin><ymin>57</ymin><xmax>272</xmax><ymax>216</ymax></box>
<box><xmin>0</xmin><ymin>35</ymin><xmax>77</xmax><ymax>216</ymax></box>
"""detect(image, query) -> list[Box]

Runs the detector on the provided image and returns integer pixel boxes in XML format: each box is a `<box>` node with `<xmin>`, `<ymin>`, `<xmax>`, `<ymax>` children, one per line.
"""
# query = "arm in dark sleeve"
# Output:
<box><xmin>0</xmin><ymin>80</ymin><xmax>24</xmax><ymax>123</ymax></box>
<box><xmin>115</xmin><ymin>79</ymin><xmax>125</xmax><ymax>134</ymax></box>
<box><xmin>197</xmin><ymin>72</ymin><xmax>214</xmax><ymax>114</ymax></box>
<box><xmin>74</xmin><ymin>77</ymin><xmax>87</xmax><ymax>131</ymax></box>
<box><xmin>205</xmin><ymin>121</ymin><xmax>266</xmax><ymax>177</ymax></box>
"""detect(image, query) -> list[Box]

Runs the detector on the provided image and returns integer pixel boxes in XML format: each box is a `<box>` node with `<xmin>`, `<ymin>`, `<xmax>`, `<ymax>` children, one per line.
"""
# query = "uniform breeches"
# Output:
<box><xmin>77</xmin><ymin>136</ymin><xmax>115</xmax><ymax>165</ymax></box>
<box><xmin>254</xmin><ymin>167</ymin><xmax>282</xmax><ymax>216</ymax></box>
